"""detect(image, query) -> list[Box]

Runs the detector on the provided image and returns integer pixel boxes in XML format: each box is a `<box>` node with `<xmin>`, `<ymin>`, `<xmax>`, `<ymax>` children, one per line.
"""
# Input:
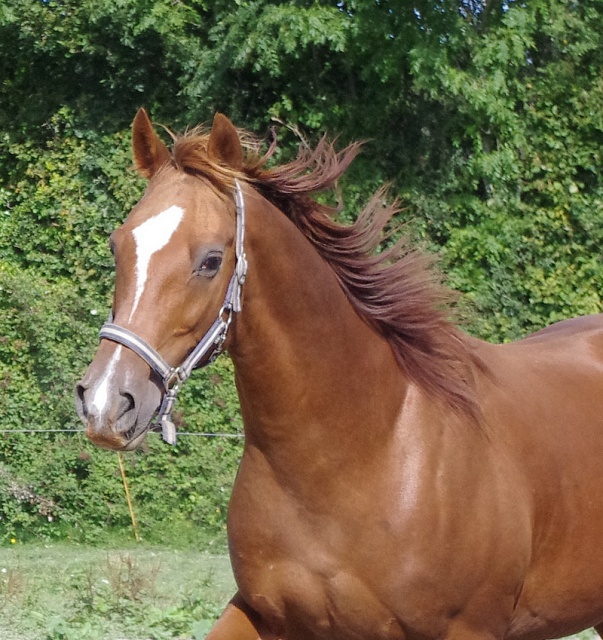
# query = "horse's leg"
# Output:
<box><xmin>206</xmin><ymin>592</ymin><xmax>270</xmax><ymax>640</ymax></box>
<box><xmin>594</xmin><ymin>624</ymin><xmax>603</xmax><ymax>639</ymax></box>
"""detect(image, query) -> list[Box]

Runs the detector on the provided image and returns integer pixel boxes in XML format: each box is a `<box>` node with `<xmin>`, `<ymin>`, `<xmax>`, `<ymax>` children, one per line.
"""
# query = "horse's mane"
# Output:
<box><xmin>170</xmin><ymin>127</ymin><xmax>483</xmax><ymax>421</ymax></box>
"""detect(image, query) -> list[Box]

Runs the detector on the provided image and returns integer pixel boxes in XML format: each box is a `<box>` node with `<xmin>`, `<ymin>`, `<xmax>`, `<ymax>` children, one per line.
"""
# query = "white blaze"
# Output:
<box><xmin>89</xmin><ymin>346</ymin><xmax>123</xmax><ymax>416</ymax></box>
<box><xmin>129</xmin><ymin>205</ymin><xmax>185</xmax><ymax>320</ymax></box>
<box><xmin>88</xmin><ymin>206</ymin><xmax>184</xmax><ymax>418</ymax></box>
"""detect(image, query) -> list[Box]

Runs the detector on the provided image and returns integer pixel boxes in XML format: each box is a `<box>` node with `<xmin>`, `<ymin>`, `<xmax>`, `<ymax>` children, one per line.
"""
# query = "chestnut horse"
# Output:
<box><xmin>76</xmin><ymin>109</ymin><xmax>603</xmax><ymax>640</ymax></box>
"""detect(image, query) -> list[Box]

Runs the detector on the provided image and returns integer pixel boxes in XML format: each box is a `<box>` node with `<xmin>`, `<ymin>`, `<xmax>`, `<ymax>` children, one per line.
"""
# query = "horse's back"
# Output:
<box><xmin>487</xmin><ymin>313</ymin><xmax>603</xmax><ymax>415</ymax></box>
<box><xmin>481</xmin><ymin>312</ymin><xmax>603</xmax><ymax>455</ymax></box>
<box><xmin>516</xmin><ymin>312</ymin><xmax>603</xmax><ymax>346</ymax></box>
<box><xmin>474</xmin><ymin>313</ymin><xmax>603</xmax><ymax>639</ymax></box>
<box><xmin>481</xmin><ymin>313</ymin><xmax>603</xmax><ymax>388</ymax></box>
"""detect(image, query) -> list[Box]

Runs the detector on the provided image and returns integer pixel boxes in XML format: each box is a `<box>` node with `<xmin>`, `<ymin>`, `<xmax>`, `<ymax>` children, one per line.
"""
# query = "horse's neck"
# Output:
<box><xmin>229</xmin><ymin>196</ymin><xmax>406</xmax><ymax>470</ymax></box>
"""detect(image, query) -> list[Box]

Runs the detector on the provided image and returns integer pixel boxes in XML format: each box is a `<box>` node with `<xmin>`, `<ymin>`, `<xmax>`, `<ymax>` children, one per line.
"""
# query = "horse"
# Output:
<box><xmin>76</xmin><ymin>108</ymin><xmax>603</xmax><ymax>640</ymax></box>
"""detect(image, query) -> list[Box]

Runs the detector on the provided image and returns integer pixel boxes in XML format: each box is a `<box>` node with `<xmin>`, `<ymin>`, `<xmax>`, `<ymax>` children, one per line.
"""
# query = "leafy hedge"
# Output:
<box><xmin>0</xmin><ymin>111</ymin><xmax>242</xmax><ymax>545</ymax></box>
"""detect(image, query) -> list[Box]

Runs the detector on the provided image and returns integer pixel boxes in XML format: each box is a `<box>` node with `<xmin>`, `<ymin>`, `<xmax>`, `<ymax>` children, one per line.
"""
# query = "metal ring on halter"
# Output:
<box><xmin>98</xmin><ymin>180</ymin><xmax>248</xmax><ymax>445</ymax></box>
<box><xmin>164</xmin><ymin>368</ymin><xmax>184</xmax><ymax>390</ymax></box>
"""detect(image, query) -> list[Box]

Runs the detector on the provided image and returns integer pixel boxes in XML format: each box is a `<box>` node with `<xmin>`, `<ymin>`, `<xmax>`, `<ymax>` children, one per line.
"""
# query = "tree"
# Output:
<box><xmin>0</xmin><ymin>0</ymin><xmax>198</xmax><ymax>138</ymax></box>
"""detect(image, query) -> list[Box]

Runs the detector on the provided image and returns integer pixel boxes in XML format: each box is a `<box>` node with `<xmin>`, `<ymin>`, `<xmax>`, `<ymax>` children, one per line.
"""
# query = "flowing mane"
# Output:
<box><xmin>170</xmin><ymin>127</ymin><xmax>482</xmax><ymax>420</ymax></box>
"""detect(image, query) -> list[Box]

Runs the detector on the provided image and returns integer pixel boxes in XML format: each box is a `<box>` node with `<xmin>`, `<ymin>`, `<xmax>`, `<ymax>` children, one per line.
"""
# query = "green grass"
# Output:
<box><xmin>0</xmin><ymin>543</ymin><xmax>599</xmax><ymax>640</ymax></box>
<box><xmin>0</xmin><ymin>543</ymin><xmax>235</xmax><ymax>639</ymax></box>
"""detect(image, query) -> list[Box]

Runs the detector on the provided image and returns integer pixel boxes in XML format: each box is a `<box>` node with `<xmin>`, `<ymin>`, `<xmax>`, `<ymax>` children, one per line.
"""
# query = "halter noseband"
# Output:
<box><xmin>99</xmin><ymin>179</ymin><xmax>248</xmax><ymax>445</ymax></box>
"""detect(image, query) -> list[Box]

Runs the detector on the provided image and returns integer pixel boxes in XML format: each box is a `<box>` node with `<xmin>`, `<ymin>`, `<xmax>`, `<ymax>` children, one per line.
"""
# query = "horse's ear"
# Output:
<box><xmin>132</xmin><ymin>108</ymin><xmax>172</xmax><ymax>179</ymax></box>
<box><xmin>207</xmin><ymin>113</ymin><xmax>243</xmax><ymax>171</ymax></box>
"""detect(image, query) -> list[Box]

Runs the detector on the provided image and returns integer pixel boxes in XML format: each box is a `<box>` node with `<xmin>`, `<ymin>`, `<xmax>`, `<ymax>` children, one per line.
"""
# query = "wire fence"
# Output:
<box><xmin>0</xmin><ymin>428</ymin><xmax>244</xmax><ymax>438</ymax></box>
<box><xmin>0</xmin><ymin>427</ymin><xmax>244</xmax><ymax>541</ymax></box>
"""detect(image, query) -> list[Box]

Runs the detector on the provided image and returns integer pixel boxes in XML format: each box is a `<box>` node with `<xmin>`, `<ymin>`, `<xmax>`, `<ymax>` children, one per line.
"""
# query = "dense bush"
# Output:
<box><xmin>0</xmin><ymin>110</ymin><xmax>243</xmax><ymax>545</ymax></box>
<box><xmin>0</xmin><ymin>0</ymin><xmax>602</xmax><ymax>543</ymax></box>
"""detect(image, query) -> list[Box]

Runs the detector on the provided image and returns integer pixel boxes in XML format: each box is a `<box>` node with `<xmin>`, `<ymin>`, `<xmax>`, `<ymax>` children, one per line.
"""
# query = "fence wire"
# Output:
<box><xmin>0</xmin><ymin>429</ymin><xmax>244</xmax><ymax>438</ymax></box>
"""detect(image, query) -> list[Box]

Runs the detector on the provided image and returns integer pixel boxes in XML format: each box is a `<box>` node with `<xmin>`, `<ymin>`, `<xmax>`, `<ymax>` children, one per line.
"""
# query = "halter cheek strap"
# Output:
<box><xmin>98</xmin><ymin>179</ymin><xmax>248</xmax><ymax>445</ymax></box>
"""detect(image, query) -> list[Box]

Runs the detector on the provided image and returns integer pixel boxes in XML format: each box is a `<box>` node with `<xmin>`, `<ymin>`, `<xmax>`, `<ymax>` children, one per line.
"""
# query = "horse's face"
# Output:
<box><xmin>75</xmin><ymin>109</ymin><xmax>242</xmax><ymax>450</ymax></box>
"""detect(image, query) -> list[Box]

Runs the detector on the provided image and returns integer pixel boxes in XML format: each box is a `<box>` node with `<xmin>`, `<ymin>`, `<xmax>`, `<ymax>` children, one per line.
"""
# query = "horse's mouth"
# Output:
<box><xmin>85</xmin><ymin>421</ymin><xmax>151</xmax><ymax>451</ymax></box>
<box><xmin>120</xmin><ymin>427</ymin><xmax>151</xmax><ymax>451</ymax></box>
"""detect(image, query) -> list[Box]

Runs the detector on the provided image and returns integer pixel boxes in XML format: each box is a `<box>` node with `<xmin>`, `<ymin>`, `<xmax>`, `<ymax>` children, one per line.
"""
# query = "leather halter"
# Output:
<box><xmin>98</xmin><ymin>179</ymin><xmax>248</xmax><ymax>445</ymax></box>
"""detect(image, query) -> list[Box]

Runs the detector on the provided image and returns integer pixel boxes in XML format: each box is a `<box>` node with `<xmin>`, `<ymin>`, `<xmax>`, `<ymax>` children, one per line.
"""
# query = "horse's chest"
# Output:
<box><xmin>233</xmin><ymin>555</ymin><xmax>404</xmax><ymax>640</ymax></box>
<box><xmin>228</xmin><ymin>488</ymin><xmax>405</xmax><ymax>639</ymax></box>
<box><xmin>227</xmin><ymin>452</ymin><xmax>458</xmax><ymax>638</ymax></box>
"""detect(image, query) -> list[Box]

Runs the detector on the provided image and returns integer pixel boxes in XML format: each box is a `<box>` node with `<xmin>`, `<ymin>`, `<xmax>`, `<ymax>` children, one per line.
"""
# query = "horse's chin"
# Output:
<box><xmin>85</xmin><ymin>422</ymin><xmax>151</xmax><ymax>451</ymax></box>
<box><xmin>120</xmin><ymin>427</ymin><xmax>151</xmax><ymax>451</ymax></box>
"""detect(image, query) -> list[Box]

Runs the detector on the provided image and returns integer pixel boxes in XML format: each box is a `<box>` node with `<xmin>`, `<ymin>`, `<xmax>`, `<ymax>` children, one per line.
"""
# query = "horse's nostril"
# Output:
<box><xmin>116</xmin><ymin>393</ymin><xmax>138</xmax><ymax>440</ymax></box>
<box><xmin>119</xmin><ymin>392</ymin><xmax>135</xmax><ymax>416</ymax></box>
<box><xmin>75</xmin><ymin>383</ymin><xmax>88</xmax><ymax>418</ymax></box>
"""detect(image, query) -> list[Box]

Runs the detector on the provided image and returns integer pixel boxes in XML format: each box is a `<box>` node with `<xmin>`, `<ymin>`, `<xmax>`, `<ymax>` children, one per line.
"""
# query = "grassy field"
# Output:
<box><xmin>0</xmin><ymin>544</ymin><xmax>235</xmax><ymax>639</ymax></box>
<box><xmin>0</xmin><ymin>543</ymin><xmax>599</xmax><ymax>640</ymax></box>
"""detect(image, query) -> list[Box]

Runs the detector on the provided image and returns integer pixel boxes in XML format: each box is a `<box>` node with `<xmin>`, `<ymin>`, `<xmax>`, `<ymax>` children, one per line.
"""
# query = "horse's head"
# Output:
<box><xmin>75</xmin><ymin>109</ymin><xmax>246</xmax><ymax>450</ymax></box>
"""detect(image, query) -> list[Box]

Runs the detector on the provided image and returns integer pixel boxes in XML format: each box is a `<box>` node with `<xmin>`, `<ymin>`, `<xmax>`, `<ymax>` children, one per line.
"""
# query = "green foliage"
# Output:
<box><xmin>0</xmin><ymin>109</ymin><xmax>243</xmax><ymax>541</ymax></box>
<box><xmin>0</xmin><ymin>108</ymin><xmax>144</xmax><ymax>297</ymax></box>
<box><xmin>0</xmin><ymin>0</ymin><xmax>198</xmax><ymax>135</ymax></box>
<box><xmin>397</xmin><ymin>0</ymin><xmax>603</xmax><ymax>339</ymax></box>
<box><xmin>183</xmin><ymin>1</ymin><xmax>354</xmax><ymax>130</ymax></box>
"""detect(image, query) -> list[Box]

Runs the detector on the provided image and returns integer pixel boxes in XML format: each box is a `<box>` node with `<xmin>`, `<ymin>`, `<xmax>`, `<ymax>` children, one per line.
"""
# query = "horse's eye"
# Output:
<box><xmin>196</xmin><ymin>253</ymin><xmax>223</xmax><ymax>277</ymax></box>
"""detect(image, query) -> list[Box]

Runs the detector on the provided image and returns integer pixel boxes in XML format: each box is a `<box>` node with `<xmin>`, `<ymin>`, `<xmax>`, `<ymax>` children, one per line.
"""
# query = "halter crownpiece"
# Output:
<box><xmin>99</xmin><ymin>179</ymin><xmax>248</xmax><ymax>445</ymax></box>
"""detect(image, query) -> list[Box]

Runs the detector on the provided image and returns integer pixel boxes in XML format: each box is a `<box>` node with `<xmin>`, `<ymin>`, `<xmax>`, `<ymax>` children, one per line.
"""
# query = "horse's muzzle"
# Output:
<box><xmin>74</xmin><ymin>349</ymin><xmax>162</xmax><ymax>450</ymax></box>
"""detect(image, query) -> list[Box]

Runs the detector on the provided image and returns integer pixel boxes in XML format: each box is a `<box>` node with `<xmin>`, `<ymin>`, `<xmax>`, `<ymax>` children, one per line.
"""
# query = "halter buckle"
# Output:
<box><xmin>164</xmin><ymin>367</ymin><xmax>183</xmax><ymax>391</ymax></box>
